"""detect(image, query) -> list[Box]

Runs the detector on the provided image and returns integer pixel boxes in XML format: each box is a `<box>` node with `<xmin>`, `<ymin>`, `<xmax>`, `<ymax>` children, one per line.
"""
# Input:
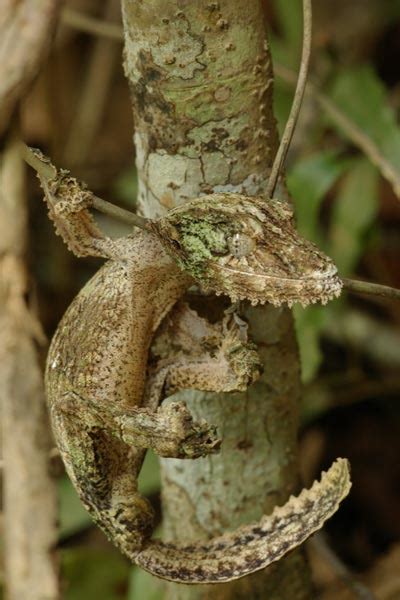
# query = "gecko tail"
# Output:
<box><xmin>135</xmin><ymin>457</ymin><xmax>351</xmax><ymax>584</ymax></box>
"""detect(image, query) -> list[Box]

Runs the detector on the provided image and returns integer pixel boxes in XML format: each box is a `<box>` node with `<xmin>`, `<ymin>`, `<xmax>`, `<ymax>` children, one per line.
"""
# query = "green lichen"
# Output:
<box><xmin>174</xmin><ymin>216</ymin><xmax>235</xmax><ymax>280</ymax></box>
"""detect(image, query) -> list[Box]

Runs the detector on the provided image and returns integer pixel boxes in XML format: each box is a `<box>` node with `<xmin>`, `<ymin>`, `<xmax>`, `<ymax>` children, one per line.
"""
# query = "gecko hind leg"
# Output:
<box><xmin>52</xmin><ymin>402</ymin><xmax>155</xmax><ymax>555</ymax></box>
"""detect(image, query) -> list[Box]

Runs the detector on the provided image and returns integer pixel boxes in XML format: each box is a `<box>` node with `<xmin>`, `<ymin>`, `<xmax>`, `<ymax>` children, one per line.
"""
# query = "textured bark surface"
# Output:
<box><xmin>122</xmin><ymin>1</ymin><xmax>313</xmax><ymax>597</ymax></box>
<box><xmin>0</xmin><ymin>136</ymin><xmax>59</xmax><ymax>599</ymax></box>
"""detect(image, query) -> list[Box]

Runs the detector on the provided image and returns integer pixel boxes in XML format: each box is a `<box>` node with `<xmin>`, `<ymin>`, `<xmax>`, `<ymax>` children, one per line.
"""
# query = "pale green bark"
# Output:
<box><xmin>121</xmin><ymin>1</ymin><xmax>313</xmax><ymax>597</ymax></box>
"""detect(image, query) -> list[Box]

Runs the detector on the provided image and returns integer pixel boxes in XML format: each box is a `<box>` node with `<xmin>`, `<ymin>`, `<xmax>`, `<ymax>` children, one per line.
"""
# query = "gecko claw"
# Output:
<box><xmin>181</xmin><ymin>424</ymin><xmax>221</xmax><ymax>458</ymax></box>
<box><xmin>155</xmin><ymin>402</ymin><xmax>221</xmax><ymax>459</ymax></box>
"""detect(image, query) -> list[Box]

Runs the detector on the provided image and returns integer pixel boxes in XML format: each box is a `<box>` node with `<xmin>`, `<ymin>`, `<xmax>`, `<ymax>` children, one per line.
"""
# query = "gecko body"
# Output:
<box><xmin>39</xmin><ymin>154</ymin><xmax>350</xmax><ymax>584</ymax></box>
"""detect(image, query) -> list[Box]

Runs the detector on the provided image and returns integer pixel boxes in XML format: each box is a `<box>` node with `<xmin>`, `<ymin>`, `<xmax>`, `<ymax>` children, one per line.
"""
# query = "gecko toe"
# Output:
<box><xmin>177</xmin><ymin>407</ymin><xmax>222</xmax><ymax>457</ymax></box>
<box><xmin>181</xmin><ymin>422</ymin><xmax>221</xmax><ymax>458</ymax></box>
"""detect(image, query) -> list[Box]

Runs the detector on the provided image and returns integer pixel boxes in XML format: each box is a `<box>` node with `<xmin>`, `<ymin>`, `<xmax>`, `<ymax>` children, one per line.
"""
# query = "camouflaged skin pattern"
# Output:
<box><xmin>37</xmin><ymin>151</ymin><xmax>350</xmax><ymax>584</ymax></box>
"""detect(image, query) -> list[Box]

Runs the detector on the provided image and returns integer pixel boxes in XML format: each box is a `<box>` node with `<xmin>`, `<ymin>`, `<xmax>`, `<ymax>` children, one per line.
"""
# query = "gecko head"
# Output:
<box><xmin>151</xmin><ymin>193</ymin><xmax>342</xmax><ymax>307</ymax></box>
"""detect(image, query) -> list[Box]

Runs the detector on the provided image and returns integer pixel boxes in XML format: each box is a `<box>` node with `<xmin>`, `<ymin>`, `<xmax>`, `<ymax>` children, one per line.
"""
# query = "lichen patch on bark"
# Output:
<box><xmin>122</xmin><ymin>0</ymin><xmax>278</xmax><ymax>217</ymax></box>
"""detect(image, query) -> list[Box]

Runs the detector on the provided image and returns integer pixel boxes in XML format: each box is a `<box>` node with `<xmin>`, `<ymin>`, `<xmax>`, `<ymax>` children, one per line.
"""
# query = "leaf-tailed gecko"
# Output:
<box><xmin>37</xmin><ymin>151</ymin><xmax>350</xmax><ymax>584</ymax></box>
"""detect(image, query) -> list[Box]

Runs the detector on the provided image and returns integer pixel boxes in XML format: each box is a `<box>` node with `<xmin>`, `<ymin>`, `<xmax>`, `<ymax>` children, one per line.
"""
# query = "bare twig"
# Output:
<box><xmin>266</xmin><ymin>0</ymin><xmax>312</xmax><ymax>198</ymax></box>
<box><xmin>310</xmin><ymin>534</ymin><xmax>376</xmax><ymax>600</ymax></box>
<box><xmin>88</xmin><ymin>195</ymin><xmax>147</xmax><ymax>229</ymax></box>
<box><xmin>274</xmin><ymin>63</ymin><xmax>400</xmax><ymax>201</ymax></box>
<box><xmin>342</xmin><ymin>278</ymin><xmax>400</xmax><ymax>301</ymax></box>
<box><xmin>61</xmin><ymin>6</ymin><xmax>123</xmax><ymax>41</ymax></box>
<box><xmin>22</xmin><ymin>144</ymin><xmax>147</xmax><ymax>230</ymax></box>
<box><xmin>22</xmin><ymin>144</ymin><xmax>54</xmax><ymax>178</ymax></box>
<box><xmin>0</xmin><ymin>131</ymin><xmax>59</xmax><ymax>599</ymax></box>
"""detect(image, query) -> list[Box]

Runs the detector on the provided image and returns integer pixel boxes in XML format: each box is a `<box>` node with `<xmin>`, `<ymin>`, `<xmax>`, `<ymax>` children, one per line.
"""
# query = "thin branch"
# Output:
<box><xmin>90</xmin><ymin>196</ymin><xmax>148</xmax><ymax>229</ymax></box>
<box><xmin>22</xmin><ymin>144</ymin><xmax>148</xmax><ymax>230</ymax></box>
<box><xmin>266</xmin><ymin>0</ymin><xmax>312</xmax><ymax>198</ymax></box>
<box><xmin>22</xmin><ymin>143</ymin><xmax>54</xmax><ymax>178</ymax></box>
<box><xmin>341</xmin><ymin>278</ymin><xmax>400</xmax><ymax>301</ymax></box>
<box><xmin>61</xmin><ymin>6</ymin><xmax>123</xmax><ymax>41</ymax></box>
<box><xmin>274</xmin><ymin>63</ymin><xmax>400</xmax><ymax>201</ymax></box>
<box><xmin>22</xmin><ymin>146</ymin><xmax>400</xmax><ymax>303</ymax></box>
<box><xmin>310</xmin><ymin>533</ymin><xmax>376</xmax><ymax>600</ymax></box>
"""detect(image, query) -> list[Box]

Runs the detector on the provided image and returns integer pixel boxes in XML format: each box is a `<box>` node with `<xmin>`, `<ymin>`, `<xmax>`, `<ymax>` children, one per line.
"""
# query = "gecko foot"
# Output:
<box><xmin>180</xmin><ymin>420</ymin><xmax>221</xmax><ymax>458</ymax></box>
<box><xmin>154</xmin><ymin>402</ymin><xmax>221</xmax><ymax>459</ymax></box>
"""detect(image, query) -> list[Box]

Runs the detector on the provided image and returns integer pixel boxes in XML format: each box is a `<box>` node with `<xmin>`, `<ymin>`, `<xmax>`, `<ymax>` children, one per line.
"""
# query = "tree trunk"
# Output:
<box><xmin>0</xmin><ymin>133</ymin><xmax>59</xmax><ymax>600</ymax></box>
<box><xmin>121</xmin><ymin>1</ymin><xmax>313</xmax><ymax>597</ymax></box>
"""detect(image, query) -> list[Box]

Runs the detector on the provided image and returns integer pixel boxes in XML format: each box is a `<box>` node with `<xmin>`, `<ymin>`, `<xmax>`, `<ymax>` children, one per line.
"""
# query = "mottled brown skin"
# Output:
<box><xmin>136</xmin><ymin>458</ymin><xmax>351</xmax><ymax>583</ymax></box>
<box><xmin>38</xmin><ymin>153</ymin><xmax>350</xmax><ymax>584</ymax></box>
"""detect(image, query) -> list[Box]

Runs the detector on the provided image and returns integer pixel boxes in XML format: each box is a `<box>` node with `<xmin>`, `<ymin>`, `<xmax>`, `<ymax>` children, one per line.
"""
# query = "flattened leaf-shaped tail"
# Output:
<box><xmin>135</xmin><ymin>457</ymin><xmax>351</xmax><ymax>584</ymax></box>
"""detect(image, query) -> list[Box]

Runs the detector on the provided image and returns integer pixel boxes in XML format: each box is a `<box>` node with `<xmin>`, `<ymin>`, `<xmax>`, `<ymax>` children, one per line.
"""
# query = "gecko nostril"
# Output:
<box><xmin>303</xmin><ymin>262</ymin><xmax>337</xmax><ymax>280</ymax></box>
<box><xmin>315</xmin><ymin>264</ymin><xmax>338</xmax><ymax>279</ymax></box>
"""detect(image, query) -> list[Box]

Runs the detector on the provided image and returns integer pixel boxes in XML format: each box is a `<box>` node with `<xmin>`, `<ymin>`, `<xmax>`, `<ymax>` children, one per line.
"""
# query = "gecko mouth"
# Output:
<box><xmin>204</xmin><ymin>264</ymin><xmax>343</xmax><ymax>307</ymax></box>
<box><xmin>215</xmin><ymin>262</ymin><xmax>338</xmax><ymax>282</ymax></box>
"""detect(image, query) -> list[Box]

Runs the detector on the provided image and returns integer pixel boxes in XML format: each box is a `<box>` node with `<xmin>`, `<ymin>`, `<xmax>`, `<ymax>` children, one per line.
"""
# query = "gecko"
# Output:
<box><xmin>36</xmin><ymin>151</ymin><xmax>351</xmax><ymax>584</ymax></box>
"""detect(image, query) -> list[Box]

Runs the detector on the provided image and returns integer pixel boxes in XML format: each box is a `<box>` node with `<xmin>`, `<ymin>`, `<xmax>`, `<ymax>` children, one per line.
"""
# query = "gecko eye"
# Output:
<box><xmin>228</xmin><ymin>233</ymin><xmax>256</xmax><ymax>258</ymax></box>
<box><xmin>171</xmin><ymin>239</ymin><xmax>182</xmax><ymax>250</ymax></box>
<box><xmin>168</xmin><ymin>227</ymin><xmax>182</xmax><ymax>250</ymax></box>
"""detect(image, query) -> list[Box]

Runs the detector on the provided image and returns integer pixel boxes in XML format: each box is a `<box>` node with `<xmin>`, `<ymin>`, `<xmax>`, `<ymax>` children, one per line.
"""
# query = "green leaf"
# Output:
<box><xmin>113</xmin><ymin>167</ymin><xmax>138</xmax><ymax>209</ymax></box>
<box><xmin>288</xmin><ymin>152</ymin><xmax>349</xmax><ymax>383</ymax></box>
<box><xmin>287</xmin><ymin>150</ymin><xmax>349</xmax><ymax>245</ymax></box>
<box><xmin>329</xmin><ymin>157</ymin><xmax>379</xmax><ymax>275</ymax></box>
<box><xmin>328</xmin><ymin>65</ymin><xmax>400</xmax><ymax>198</ymax></box>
